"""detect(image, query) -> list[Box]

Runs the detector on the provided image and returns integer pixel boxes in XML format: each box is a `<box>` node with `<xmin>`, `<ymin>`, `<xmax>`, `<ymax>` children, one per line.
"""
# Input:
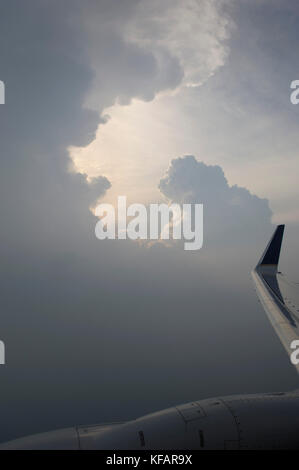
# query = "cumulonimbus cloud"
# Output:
<box><xmin>159</xmin><ymin>155</ymin><xmax>273</xmax><ymax>250</ymax></box>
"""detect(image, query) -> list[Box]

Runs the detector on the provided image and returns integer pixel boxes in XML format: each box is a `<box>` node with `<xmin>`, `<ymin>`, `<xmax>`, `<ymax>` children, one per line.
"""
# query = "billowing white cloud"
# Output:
<box><xmin>82</xmin><ymin>0</ymin><xmax>234</xmax><ymax>113</ymax></box>
<box><xmin>159</xmin><ymin>155</ymin><xmax>272</xmax><ymax>251</ymax></box>
<box><xmin>125</xmin><ymin>0</ymin><xmax>234</xmax><ymax>87</ymax></box>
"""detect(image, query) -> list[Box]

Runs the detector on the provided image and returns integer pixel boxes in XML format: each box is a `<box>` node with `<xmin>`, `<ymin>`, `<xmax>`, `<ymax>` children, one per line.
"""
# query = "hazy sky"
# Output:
<box><xmin>1</xmin><ymin>0</ymin><xmax>299</xmax><ymax>443</ymax></box>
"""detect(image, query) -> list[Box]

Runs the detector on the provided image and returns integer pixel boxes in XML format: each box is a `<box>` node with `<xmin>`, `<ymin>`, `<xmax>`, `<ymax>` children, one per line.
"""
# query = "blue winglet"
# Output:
<box><xmin>257</xmin><ymin>225</ymin><xmax>285</xmax><ymax>268</ymax></box>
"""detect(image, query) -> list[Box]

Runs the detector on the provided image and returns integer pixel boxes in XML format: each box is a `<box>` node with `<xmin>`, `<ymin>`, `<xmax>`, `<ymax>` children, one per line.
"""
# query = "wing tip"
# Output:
<box><xmin>257</xmin><ymin>224</ymin><xmax>285</xmax><ymax>268</ymax></box>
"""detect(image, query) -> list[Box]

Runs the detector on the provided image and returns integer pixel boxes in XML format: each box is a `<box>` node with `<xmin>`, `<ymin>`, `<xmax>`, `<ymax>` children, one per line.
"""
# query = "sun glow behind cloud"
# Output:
<box><xmin>70</xmin><ymin>97</ymin><xmax>168</xmax><ymax>205</ymax></box>
<box><xmin>69</xmin><ymin>0</ymin><xmax>234</xmax><ymax>207</ymax></box>
<box><xmin>69</xmin><ymin>0</ymin><xmax>299</xmax><ymax>225</ymax></box>
<box><xmin>70</xmin><ymin>88</ymin><xmax>209</xmax><ymax>206</ymax></box>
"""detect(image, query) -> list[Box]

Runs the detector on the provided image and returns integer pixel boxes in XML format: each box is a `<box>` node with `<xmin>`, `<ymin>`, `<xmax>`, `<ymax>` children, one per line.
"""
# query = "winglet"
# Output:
<box><xmin>256</xmin><ymin>225</ymin><xmax>285</xmax><ymax>268</ymax></box>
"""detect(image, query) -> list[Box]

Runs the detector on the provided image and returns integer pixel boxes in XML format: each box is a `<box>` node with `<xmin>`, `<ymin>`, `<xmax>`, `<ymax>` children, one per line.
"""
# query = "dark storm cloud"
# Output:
<box><xmin>0</xmin><ymin>1</ymin><xmax>109</xmax><ymax>255</ymax></box>
<box><xmin>0</xmin><ymin>0</ymin><xmax>186</xmax><ymax>442</ymax></box>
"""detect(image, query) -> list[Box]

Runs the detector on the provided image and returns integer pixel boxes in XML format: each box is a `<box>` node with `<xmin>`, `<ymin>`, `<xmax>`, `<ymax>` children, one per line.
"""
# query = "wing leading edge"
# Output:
<box><xmin>251</xmin><ymin>225</ymin><xmax>299</xmax><ymax>373</ymax></box>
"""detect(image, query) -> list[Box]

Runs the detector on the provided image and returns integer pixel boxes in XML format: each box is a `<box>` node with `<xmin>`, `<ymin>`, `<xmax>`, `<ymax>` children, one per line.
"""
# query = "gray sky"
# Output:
<box><xmin>0</xmin><ymin>0</ymin><xmax>299</xmax><ymax>443</ymax></box>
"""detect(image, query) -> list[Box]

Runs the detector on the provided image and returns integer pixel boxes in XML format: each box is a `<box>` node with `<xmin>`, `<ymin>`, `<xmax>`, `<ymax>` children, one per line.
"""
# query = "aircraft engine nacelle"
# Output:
<box><xmin>2</xmin><ymin>392</ymin><xmax>299</xmax><ymax>450</ymax></box>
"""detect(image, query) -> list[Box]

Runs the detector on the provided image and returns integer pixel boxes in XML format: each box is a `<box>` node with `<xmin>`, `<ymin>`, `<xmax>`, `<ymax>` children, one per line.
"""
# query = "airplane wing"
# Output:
<box><xmin>251</xmin><ymin>225</ymin><xmax>299</xmax><ymax>373</ymax></box>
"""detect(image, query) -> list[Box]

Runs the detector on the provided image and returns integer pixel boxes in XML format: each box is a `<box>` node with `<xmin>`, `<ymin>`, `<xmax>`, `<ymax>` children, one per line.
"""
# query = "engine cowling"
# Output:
<box><xmin>1</xmin><ymin>392</ymin><xmax>299</xmax><ymax>450</ymax></box>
